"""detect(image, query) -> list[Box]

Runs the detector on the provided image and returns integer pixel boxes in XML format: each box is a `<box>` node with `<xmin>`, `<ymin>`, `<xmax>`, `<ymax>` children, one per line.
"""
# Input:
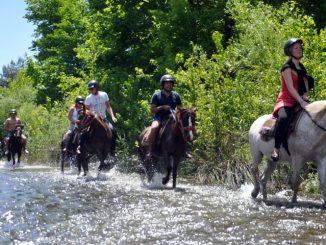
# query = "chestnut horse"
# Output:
<box><xmin>138</xmin><ymin>107</ymin><xmax>196</xmax><ymax>189</ymax></box>
<box><xmin>76</xmin><ymin>109</ymin><xmax>113</xmax><ymax>175</ymax></box>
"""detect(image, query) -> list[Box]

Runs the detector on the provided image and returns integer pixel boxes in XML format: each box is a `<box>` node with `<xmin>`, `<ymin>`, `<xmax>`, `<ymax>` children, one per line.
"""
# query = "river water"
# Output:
<box><xmin>1</xmin><ymin>161</ymin><xmax>326</xmax><ymax>244</ymax></box>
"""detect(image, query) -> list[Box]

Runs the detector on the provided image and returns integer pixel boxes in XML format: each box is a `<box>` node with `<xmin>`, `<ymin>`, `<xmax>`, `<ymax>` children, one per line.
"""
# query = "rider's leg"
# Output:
<box><xmin>4</xmin><ymin>131</ymin><xmax>12</xmax><ymax>155</ymax></box>
<box><xmin>4</xmin><ymin>137</ymin><xmax>9</xmax><ymax>155</ymax></box>
<box><xmin>21</xmin><ymin>134</ymin><xmax>28</xmax><ymax>154</ymax></box>
<box><xmin>146</xmin><ymin>120</ymin><xmax>160</xmax><ymax>158</ymax></box>
<box><xmin>272</xmin><ymin>107</ymin><xmax>291</xmax><ymax>161</ymax></box>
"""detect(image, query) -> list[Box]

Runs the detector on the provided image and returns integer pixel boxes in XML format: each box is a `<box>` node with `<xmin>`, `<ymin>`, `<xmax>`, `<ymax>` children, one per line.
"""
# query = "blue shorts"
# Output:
<box><xmin>104</xmin><ymin>118</ymin><xmax>114</xmax><ymax>130</ymax></box>
<box><xmin>6</xmin><ymin>131</ymin><xmax>13</xmax><ymax>138</ymax></box>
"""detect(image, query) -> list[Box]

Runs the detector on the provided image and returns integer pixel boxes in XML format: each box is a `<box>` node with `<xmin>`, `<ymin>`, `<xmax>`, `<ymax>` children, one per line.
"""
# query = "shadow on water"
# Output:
<box><xmin>254</xmin><ymin>197</ymin><xmax>325</xmax><ymax>210</ymax></box>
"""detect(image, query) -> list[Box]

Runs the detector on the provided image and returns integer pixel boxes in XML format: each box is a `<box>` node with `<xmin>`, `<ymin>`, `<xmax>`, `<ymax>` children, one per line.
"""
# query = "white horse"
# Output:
<box><xmin>249</xmin><ymin>100</ymin><xmax>326</xmax><ymax>207</ymax></box>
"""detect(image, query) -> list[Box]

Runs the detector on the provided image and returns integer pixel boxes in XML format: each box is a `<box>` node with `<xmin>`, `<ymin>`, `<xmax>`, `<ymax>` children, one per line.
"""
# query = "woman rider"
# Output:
<box><xmin>62</xmin><ymin>96</ymin><xmax>84</xmax><ymax>152</ymax></box>
<box><xmin>271</xmin><ymin>38</ymin><xmax>309</xmax><ymax>161</ymax></box>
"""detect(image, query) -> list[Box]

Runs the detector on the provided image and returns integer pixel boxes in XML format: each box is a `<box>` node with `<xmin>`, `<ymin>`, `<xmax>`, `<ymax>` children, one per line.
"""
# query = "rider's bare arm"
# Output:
<box><xmin>4</xmin><ymin>119</ymin><xmax>10</xmax><ymax>131</ymax></box>
<box><xmin>67</xmin><ymin>106</ymin><xmax>75</xmax><ymax>123</ymax></box>
<box><xmin>105</xmin><ymin>101</ymin><xmax>117</xmax><ymax>123</ymax></box>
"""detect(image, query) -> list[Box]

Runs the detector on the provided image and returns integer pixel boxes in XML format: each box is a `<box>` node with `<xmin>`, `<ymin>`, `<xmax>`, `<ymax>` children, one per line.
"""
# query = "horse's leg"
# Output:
<box><xmin>61</xmin><ymin>150</ymin><xmax>65</xmax><ymax>173</ymax></box>
<box><xmin>290</xmin><ymin>157</ymin><xmax>305</xmax><ymax>203</ymax></box>
<box><xmin>260</xmin><ymin>159</ymin><xmax>277</xmax><ymax>200</ymax></box>
<box><xmin>171</xmin><ymin>155</ymin><xmax>181</xmax><ymax>189</ymax></box>
<box><xmin>7</xmin><ymin>150</ymin><xmax>11</xmax><ymax>162</ymax></box>
<box><xmin>250</xmin><ymin>150</ymin><xmax>263</xmax><ymax>198</ymax></box>
<box><xmin>162</xmin><ymin>154</ymin><xmax>171</xmax><ymax>185</ymax></box>
<box><xmin>12</xmin><ymin>153</ymin><xmax>15</xmax><ymax>166</ymax></box>
<box><xmin>77</xmin><ymin>154</ymin><xmax>82</xmax><ymax>175</ymax></box>
<box><xmin>17</xmin><ymin>151</ymin><xmax>21</xmax><ymax>165</ymax></box>
<box><xmin>316</xmin><ymin>159</ymin><xmax>326</xmax><ymax>208</ymax></box>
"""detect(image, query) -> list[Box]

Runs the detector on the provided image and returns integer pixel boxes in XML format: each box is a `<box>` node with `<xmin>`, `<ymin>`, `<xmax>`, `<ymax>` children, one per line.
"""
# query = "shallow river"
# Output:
<box><xmin>1</xmin><ymin>161</ymin><xmax>326</xmax><ymax>244</ymax></box>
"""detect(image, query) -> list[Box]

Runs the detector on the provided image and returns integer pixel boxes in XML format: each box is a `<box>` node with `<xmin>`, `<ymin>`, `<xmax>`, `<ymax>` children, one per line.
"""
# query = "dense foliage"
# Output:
<box><xmin>1</xmin><ymin>0</ymin><xmax>325</xmax><ymax>186</ymax></box>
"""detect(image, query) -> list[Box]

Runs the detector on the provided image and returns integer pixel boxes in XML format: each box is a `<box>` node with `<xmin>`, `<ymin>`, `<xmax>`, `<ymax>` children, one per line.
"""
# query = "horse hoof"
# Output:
<box><xmin>251</xmin><ymin>189</ymin><xmax>259</xmax><ymax>198</ymax></box>
<box><xmin>162</xmin><ymin>177</ymin><xmax>169</xmax><ymax>185</ymax></box>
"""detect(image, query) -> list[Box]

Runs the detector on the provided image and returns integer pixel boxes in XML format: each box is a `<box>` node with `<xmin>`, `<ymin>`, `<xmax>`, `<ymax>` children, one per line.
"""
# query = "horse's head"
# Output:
<box><xmin>177</xmin><ymin>107</ymin><xmax>197</xmax><ymax>142</ymax></box>
<box><xmin>13</xmin><ymin>125</ymin><xmax>22</xmax><ymax>137</ymax></box>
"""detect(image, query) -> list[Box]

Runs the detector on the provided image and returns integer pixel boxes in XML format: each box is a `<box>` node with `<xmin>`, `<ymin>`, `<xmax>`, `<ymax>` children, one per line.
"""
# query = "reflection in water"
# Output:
<box><xmin>0</xmin><ymin>161</ymin><xmax>326</xmax><ymax>244</ymax></box>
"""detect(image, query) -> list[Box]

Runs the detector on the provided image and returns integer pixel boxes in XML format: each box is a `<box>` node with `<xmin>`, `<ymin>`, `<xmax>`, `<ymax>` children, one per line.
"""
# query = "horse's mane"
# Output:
<box><xmin>84</xmin><ymin>110</ymin><xmax>112</xmax><ymax>138</ymax></box>
<box><xmin>305</xmin><ymin>100</ymin><xmax>326</xmax><ymax>121</ymax></box>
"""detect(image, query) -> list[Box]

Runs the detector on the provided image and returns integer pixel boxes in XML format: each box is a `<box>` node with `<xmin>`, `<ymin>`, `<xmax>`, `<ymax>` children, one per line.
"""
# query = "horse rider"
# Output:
<box><xmin>271</xmin><ymin>38</ymin><xmax>310</xmax><ymax>161</ymax></box>
<box><xmin>3</xmin><ymin>109</ymin><xmax>28</xmax><ymax>154</ymax></box>
<box><xmin>146</xmin><ymin>74</ymin><xmax>182</xmax><ymax>158</ymax></box>
<box><xmin>84</xmin><ymin>80</ymin><xmax>118</xmax><ymax>156</ymax></box>
<box><xmin>62</xmin><ymin>96</ymin><xmax>84</xmax><ymax>152</ymax></box>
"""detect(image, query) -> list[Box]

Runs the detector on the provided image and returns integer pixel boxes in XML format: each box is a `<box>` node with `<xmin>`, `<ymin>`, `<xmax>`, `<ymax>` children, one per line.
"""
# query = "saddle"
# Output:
<box><xmin>141</xmin><ymin>115</ymin><xmax>174</xmax><ymax>149</ymax></box>
<box><xmin>259</xmin><ymin>105</ymin><xmax>304</xmax><ymax>142</ymax></box>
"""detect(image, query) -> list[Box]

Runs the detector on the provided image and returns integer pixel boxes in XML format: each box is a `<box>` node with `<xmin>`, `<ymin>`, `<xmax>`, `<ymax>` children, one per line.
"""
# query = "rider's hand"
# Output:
<box><xmin>302</xmin><ymin>93</ymin><xmax>309</xmax><ymax>102</ymax></box>
<box><xmin>299</xmin><ymin>98</ymin><xmax>308</xmax><ymax>109</ymax></box>
<box><xmin>75</xmin><ymin>120</ymin><xmax>81</xmax><ymax>125</ymax></box>
<box><xmin>111</xmin><ymin>116</ymin><xmax>118</xmax><ymax>123</ymax></box>
<box><xmin>162</xmin><ymin>105</ymin><xmax>171</xmax><ymax>111</ymax></box>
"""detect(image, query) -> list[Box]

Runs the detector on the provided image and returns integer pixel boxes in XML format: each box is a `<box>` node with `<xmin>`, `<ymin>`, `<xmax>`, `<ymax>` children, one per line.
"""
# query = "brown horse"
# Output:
<box><xmin>76</xmin><ymin>109</ymin><xmax>113</xmax><ymax>175</ymax></box>
<box><xmin>138</xmin><ymin>107</ymin><xmax>197</xmax><ymax>189</ymax></box>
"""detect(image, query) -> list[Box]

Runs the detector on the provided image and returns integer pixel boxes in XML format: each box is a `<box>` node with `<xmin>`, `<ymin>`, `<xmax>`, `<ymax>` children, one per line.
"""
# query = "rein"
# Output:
<box><xmin>304</xmin><ymin>109</ymin><xmax>326</xmax><ymax>132</ymax></box>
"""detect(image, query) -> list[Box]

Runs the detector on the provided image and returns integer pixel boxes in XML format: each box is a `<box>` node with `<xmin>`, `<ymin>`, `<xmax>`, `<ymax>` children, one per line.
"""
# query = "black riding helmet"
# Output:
<box><xmin>284</xmin><ymin>38</ymin><xmax>303</xmax><ymax>56</ymax></box>
<box><xmin>10</xmin><ymin>109</ymin><xmax>17</xmax><ymax>115</ymax></box>
<box><xmin>88</xmin><ymin>80</ymin><xmax>99</xmax><ymax>90</ymax></box>
<box><xmin>160</xmin><ymin>74</ymin><xmax>175</xmax><ymax>87</ymax></box>
<box><xmin>75</xmin><ymin>96</ymin><xmax>84</xmax><ymax>104</ymax></box>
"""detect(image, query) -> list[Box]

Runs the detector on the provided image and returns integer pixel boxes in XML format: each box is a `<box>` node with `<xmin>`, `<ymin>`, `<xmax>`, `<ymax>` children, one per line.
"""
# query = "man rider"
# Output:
<box><xmin>3</xmin><ymin>109</ymin><xmax>28</xmax><ymax>154</ymax></box>
<box><xmin>62</xmin><ymin>96</ymin><xmax>84</xmax><ymax>152</ymax></box>
<box><xmin>146</xmin><ymin>74</ymin><xmax>182</xmax><ymax>158</ymax></box>
<box><xmin>84</xmin><ymin>80</ymin><xmax>118</xmax><ymax>156</ymax></box>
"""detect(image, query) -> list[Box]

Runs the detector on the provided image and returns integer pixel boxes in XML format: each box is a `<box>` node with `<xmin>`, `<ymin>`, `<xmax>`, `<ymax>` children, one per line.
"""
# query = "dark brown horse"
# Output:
<box><xmin>7</xmin><ymin>125</ymin><xmax>23</xmax><ymax>166</ymax></box>
<box><xmin>138</xmin><ymin>107</ymin><xmax>197</xmax><ymax>189</ymax></box>
<box><xmin>76</xmin><ymin>109</ymin><xmax>113</xmax><ymax>175</ymax></box>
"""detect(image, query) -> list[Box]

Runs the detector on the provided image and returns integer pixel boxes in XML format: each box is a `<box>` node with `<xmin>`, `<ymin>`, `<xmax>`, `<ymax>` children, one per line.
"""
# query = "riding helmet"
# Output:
<box><xmin>88</xmin><ymin>80</ymin><xmax>99</xmax><ymax>90</ymax></box>
<box><xmin>160</xmin><ymin>74</ymin><xmax>175</xmax><ymax>87</ymax></box>
<box><xmin>283</xmin><ymin>38</ymin><xmax>303</xmax><ymax>56</ymax></box>
<box><xmin>10</xmin><ymin>109</ymin><xmax>17</xmax><ymax>115</ymax></box>
<box><xmin>75</xmin><ymin>96</ymin><xmax>84</xmax><ymax>104</ymax></box>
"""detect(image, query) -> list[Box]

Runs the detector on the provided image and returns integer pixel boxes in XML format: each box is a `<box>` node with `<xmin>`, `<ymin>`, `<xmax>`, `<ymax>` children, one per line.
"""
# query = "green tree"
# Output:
<box><xmin>0</xmin><ymin>57</ymin><xmax>26</xmax><ymax>86</ymax></box>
